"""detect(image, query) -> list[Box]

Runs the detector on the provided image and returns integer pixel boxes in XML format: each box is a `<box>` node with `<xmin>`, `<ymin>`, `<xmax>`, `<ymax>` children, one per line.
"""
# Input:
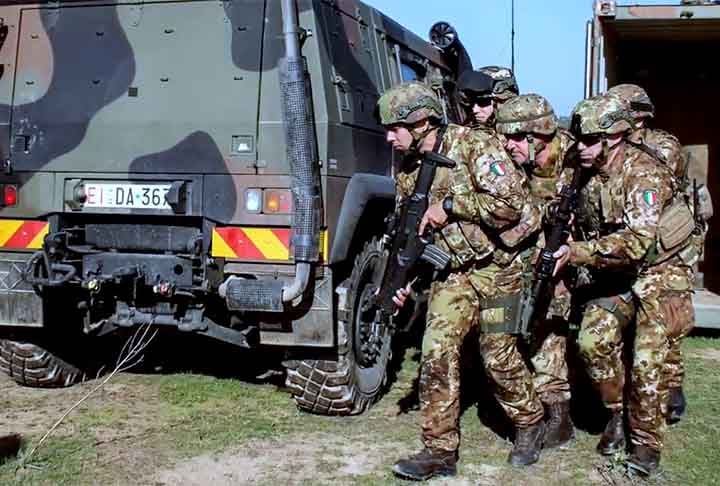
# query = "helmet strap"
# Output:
<box><xmin>631</xmin><ymin>119</ymin><xmax>644</xmax><ymax>131</ymax></box>
<box><xmin>526</xmin><ymin>134</ymin><xmax>547</xmax><ymax>169</ymax></box>
<box><xmin>408</xmin><ymin>125</ymin><xmax>428</xmax><ymax>152</ymax></box>
<box><xmin>601</xmin><ymin>137</ymin><xmax>610</xmax><ymax>162</ymax></box>
<box><xmin>486</xmin><ymin>101</ymin><xmax>497</xmax><ymax>126</ymax></box>
<box><xmin>409</xmin><ymin>120</ymin><xmax>444</xmax><ymax>153</ymax></box>
<box><xmin>527</xmin><ymin>134</ymin><xmax>537</xmax><ymax>168</ymax></box>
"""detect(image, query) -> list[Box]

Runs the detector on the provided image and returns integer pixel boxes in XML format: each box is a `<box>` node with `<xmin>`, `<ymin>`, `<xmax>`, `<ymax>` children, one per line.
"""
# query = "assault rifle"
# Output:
<box><xmin>518</xmin><ymin>167</ymin><xmax>584</xmax><ymax>336</ymax></box>
<box><xmin>693</xmin><ymin>179</ymin><xmax>704</xmax><ymax>235</ymax></box>
<box><xmin>373</xmin><ymin>151</ymin><xmax>456</xmax><ymax>319</ymax></box>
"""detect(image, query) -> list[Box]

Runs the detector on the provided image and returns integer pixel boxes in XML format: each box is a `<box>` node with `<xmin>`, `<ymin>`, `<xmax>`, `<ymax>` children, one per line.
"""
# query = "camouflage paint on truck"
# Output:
<box><xmin>0</xmin><ymin>0</ymin><xmax>467</xmax><ymax>414</ymax></box>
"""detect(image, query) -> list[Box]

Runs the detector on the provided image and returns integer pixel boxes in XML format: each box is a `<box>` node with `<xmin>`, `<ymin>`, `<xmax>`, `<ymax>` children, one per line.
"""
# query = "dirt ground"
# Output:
<box><xmin>1</xmin><ymin>337</ymin><xmax>719</xmax><ymax>485</ymax></box>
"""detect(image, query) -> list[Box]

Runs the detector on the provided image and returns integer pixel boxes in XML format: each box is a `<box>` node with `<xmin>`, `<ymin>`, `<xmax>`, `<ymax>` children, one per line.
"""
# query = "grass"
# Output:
<box><xmin>0</xmin><ymin>336</ymin><xmax>719</xmax><ymax>485</ymax></box>
<box><xmin>152</xmin><ymin>374</ymin><xmax>298</xmax><ymax>455</ymax></box>
<box><xmin>662</xmin><ymin>337</ymin><xmax>720</xmax><ymax>485</ymax></box>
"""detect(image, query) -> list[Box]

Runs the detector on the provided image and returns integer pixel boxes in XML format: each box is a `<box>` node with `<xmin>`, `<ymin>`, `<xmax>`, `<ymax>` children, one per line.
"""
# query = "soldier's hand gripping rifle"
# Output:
<box><xmin>518</xmin><ymin>167</ymin><xmax>583</xmax><ymax>336</ymax></box>
<box><xmin>373</xmin><ymin>151</ymin><xmax>456</xmax><ymax>319</ymax></box>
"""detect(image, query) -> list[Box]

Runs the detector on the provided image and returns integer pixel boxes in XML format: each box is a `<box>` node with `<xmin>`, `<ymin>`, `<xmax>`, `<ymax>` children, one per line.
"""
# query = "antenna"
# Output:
<box><xmin>511</xmin><ymin>0</ymin><xmax>516</xmax><ymax>72</ymax></box>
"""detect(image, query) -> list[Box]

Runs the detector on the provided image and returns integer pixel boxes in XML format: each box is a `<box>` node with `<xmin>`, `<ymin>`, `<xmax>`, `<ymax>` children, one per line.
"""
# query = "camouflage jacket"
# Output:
<box><xmin>627</xmin><ymin>127</ymin><xmax>687</xmax><ymax>183</ymax></box>
<box><xmin>570</xmin><ymin>142</ymin><xmax>680</xmax><ymax>270</ymax></box>
<box><xmin>629</xmin><ymin>127</ymin><xmax>709</xmax><ymax>262</ymax></box>
<box><xmin>470</xmin><ymin>121</ymin><xmax>507</xmax><ymax>147</ymax></box>
<box><xmin>396</xmin><ymin>124</ymin><xmax>528</xmax><ymax>268</ymax></box>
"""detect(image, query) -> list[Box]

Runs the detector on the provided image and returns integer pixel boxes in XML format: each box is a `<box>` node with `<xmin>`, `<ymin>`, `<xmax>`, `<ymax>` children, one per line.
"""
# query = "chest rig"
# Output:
<box><xmin>575</xmin><ymin>170</ymin><xmax>625</xmax><ymax>240</ymax></box>
<box><xmin>398</xmin><ymin>126</ymin><xmax>497</xmax><ymax>269</ymax></box>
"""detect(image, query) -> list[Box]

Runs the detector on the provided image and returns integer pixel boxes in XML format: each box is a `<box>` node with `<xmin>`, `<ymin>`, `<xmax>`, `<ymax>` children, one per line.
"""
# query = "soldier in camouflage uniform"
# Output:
<box><xmin>495</xmin><ymin>94</ymin><xmax>576</xmax><ymax>449</ymax></box>
<box><xmin>607</xmin><ymin>84</ymin><xmax>711</xmax><ymax>424</ymax></box>
<box><xmin>554</xmin><ymin>95</ymin><xmax>697</xmax><ymax>476</ymax></box>
<box><xmin>456</xmin><ymin>66</ymin><xmax>518</xmax><ymax>133</ymax></box>
<box><xmin>376</xmin><ymin>82</ymin><xmax>546</xmax><ymax>480</ymax></box>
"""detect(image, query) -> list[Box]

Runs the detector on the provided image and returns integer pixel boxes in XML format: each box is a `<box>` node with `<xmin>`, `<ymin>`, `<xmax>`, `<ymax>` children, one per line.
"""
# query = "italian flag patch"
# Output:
<box><xmin>643</xmin><ymin>189</ymin><xmax>658</xmax><ymax>206</ymax></box>
<box><xmin>490</xmin><ymin>162</ymin><xmax>506</xmax><ymax>176</ymax></box>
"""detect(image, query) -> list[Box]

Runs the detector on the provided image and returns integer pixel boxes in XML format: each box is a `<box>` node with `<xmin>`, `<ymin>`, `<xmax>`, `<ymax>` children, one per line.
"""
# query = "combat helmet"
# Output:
<box><xmin>496</xmin><ymin>94</ymin><xmax>558</xmax><ymax>136</ymax></box>
<box><xmin>571</xmin><ymin>95</ymin><xmax>633</xmax><ymax>137</ymax></box>
<box><xmin>377</xmin><ymin>81</ymin><xmax>443</xmax><ymax>126</ymax></box>
<box><xmin>456</xmin><ymin>70</ymin><xmax>495</xmax><ymax>107</ymax></box>
<box><xmin>607</xmin><ymin>84</ymin><xmax>655</xmax><ymax>120</ymax></box>
<box><xmin>478</xmin><ymin>66</ymin><xmax>519</xmax><ymax>101</ymax></box>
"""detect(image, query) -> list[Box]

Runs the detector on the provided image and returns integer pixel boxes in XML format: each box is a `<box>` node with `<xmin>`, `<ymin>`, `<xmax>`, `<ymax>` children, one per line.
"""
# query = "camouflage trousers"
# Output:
<box><xmin>420</xmin><ymin>262</ymin><xmax>544</xmax><ymax>452</ymax></box>
<box><xmin>530</xmin><ymin>281</ymin><xmax>572</xmax><ymax>405</ymax></box>
<box><xmin>631</xmin><ymin>263</ymin><xmax>694</xmax><ymax>451</ymax></box>
<box><xmin>663</xmin><ymin>233</ymin><xmax>702</xmax><ymax>391</ymax></box>
<box><xmin>576</xmin><ymin>291</ymin><xmax>636</xmax><ymax>412</ymax></box>
<box><xmin>531</xmin><ymin>326</ymin><xmax>571</xmax><ymax>404</ymax></box>
<box><xmin>663</xmin><ymin>300</ymin><xmax>695</xmax><ymax>391</ymax></box>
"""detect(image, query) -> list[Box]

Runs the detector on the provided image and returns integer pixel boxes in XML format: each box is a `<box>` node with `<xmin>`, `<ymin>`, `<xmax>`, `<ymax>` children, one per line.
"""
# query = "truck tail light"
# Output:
<box><xmin>263</xmin><ymin>189</ymin><xmax>292</xmax><ymax>214</ymax></box>
<box><xmin>2</xmin><ymin>184</ymin><xmax>17</xmax><ymax>207</ymax></box>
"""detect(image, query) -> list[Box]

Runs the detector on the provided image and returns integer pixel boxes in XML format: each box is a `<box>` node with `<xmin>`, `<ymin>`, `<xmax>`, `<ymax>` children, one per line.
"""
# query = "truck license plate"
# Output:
<box><xmin>84</xmin><ymin>182</ymin><xmax>172</xmax><ymax>210</ymax></box>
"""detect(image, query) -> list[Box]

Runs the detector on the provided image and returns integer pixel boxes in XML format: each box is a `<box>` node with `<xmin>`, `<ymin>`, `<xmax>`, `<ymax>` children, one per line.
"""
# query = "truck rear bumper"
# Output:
<box><xmin>0</xmin><ymin>250</ymin><xmax>335</xmax><ymax>349</ymax></box>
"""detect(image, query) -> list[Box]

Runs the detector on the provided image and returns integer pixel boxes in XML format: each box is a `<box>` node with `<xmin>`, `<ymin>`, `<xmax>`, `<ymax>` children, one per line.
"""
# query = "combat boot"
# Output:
<box><xmin>543</xmin><ymin>401</ymin><xmax>575</xmax><ymax>449</ymax></box>
<box><xmin>508</xmin><ymin>421</ymin><xmax>545</xmax><ymax>466</ymax></box>
<box><xmin>392</xmin><ymin>448</ymin><xmax>457</xmax><ymax>481</ymax></box>
<box><xmin>627</xmin><ymin>445</ymin><xmax>661</xmax><ymax>477</ymax></box>
<box><xmin>667</xmin><ymin>386</ymin><xmax>686</xmax><ymax>424</ymax></box>
<box><xmin>596</xmin><ymin>411</ymin><xmax>625</xmax><ymax>455</ymax></box>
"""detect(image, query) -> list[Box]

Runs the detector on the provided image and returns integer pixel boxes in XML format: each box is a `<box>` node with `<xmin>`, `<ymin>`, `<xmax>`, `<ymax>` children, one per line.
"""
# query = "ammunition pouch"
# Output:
<box><xmin>648</xmin><ymin>200</ymin><xmax>696</xmax><ymax>266</ymax></box>
<box><xmin>658</xmin><ymin>201</ymin><xmax>694</xmax><ymax>251</ymax></box>
<box><xmin>440</xmin><ymin>221</ymin><xmax>494</xmax><ymax>268</ymax></box>
<box><xmin>585</xmin><ymin>292</ymin><xmax>633</xmax><ymax>328</ymax></box>
<box><xmin>678</xmin><ymin>243</ymin><xmax>700</xmax><ymax>267</ymax></box>
<box><xmin>478</xmin><ymin>290</ymin><xmax>526</xmax><ymax>334</ymax></box>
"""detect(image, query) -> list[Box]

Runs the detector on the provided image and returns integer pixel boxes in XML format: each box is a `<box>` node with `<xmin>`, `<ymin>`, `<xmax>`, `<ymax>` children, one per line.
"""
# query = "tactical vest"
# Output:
<box><xmin>628</xmin><ymin>128</ymin><xmax>687</xmax><ymax>183</ymax></box>
<box><xmin>396</xmin><ymin>126</ymin><xmax>496</xmax><ymax>270</ymax></box>
<box><xmin>627</xmin><ymin>128</ymin><xmax>712</xmax><ymax>261</ymax></box>
<box><xmin>575</xmin><ymin>145</ymin><xmax>698</xmax><ymax>268</ymax></box>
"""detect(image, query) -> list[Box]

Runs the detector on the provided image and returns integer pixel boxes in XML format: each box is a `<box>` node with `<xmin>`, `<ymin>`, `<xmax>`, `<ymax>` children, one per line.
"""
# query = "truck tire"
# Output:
<box><xmin>0</xmin><ymin>340</ymin><xmax>85</xmax><ymax>388</ymax></box>
<box><xmin>285</xmin><ymin>237</ymin><xmax>393</xmax><ymax>415</ymax></box>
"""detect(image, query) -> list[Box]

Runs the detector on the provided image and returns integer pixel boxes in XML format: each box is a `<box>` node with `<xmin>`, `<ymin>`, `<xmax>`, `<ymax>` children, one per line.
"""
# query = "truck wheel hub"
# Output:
<box><xmin>354</xmin><ymin>284</ymin><xmax>384</xmax><ymax>367</ymax></box>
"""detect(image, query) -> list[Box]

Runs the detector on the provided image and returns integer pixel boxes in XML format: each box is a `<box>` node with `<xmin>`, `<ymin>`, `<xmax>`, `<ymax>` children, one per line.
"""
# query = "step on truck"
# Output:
<box><xmin>587</xmin><ymin>0</ymin><xmax>720</xmax><ymax>328</ymax></box>
<box><xmin>0</xmin><ymin>0</ymin><xmax>470</xmax><ymax>414</ymax></box>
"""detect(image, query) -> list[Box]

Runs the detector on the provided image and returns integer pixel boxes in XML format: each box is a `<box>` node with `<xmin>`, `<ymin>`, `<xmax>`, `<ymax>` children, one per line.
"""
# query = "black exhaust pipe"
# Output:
<box><xmin>220</xmin><ymin>0</ymin><xmax>321</xmax><ymax>311</ymax></box>
<box><xmin>278</xmin><ymin>0</ymin><xmax>322</xmax><ymax>301</ymax></box>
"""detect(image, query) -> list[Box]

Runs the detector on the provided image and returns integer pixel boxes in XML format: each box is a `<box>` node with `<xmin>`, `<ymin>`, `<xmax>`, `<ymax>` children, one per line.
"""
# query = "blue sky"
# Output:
<box><xmin>363</xmin><ymin>0</ymin><xmax>674</xmax><ymax>116</ymax></box>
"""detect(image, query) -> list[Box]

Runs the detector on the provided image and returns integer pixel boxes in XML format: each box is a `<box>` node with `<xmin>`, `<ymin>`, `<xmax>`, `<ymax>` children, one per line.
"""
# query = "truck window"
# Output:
<box><xmin>401</xmin><ymin>62</ymin><xmax>421</xmax><ymax>81</ymax></box>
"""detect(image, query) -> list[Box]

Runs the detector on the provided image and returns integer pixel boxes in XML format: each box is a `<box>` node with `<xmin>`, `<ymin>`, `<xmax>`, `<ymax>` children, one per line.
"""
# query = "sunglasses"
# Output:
<box><xmin>577</xmin><ymin>135</ymin><xmax>603</xmax><ymax>147</ymax></box>
<box><xmin>458</xmin><ymin>91</ymin><xmax>493</xmax><ymax>108</ymax></box>
<box><xmin>505</xmin><ymin>132</ymin><xmax>530</xmax><ymax>142</ymax></box>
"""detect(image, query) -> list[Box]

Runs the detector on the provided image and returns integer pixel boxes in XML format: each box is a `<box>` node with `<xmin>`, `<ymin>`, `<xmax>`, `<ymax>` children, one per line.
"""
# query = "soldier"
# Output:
<box><xmin>495</xmin><ymin>94</ymin><xmax>576</xmax><ymax>449</ymax></box>
<box><xmin>607</xmin><ymin>83</ymin><xmax>705</xmax><ymax>423</ymax></box>
<box><xmin>376</xmin><ymin>82</ymin><xmax>546</xmax><ymax>480</ymax></box>
<box><xmin>606</xmin><ymin>84</ymin><xmax>686</xmax><ymax>182</ymax></box>
<box><xmin>554</xmin><ymin>95</ymin><xmax>697</xmax><ymax>476</ymax></box>
<box><xmin>456</xmin><ymin>66</ymin><xmax>518</xmax><ymax>133</ymax></box>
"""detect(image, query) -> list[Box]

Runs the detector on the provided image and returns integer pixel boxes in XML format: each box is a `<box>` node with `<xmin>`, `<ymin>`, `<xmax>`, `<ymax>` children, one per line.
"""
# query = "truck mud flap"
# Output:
<box><xmin>0</xmin><ymin>252</ymin><xmax>43</xmax><ymax>328</ymax></box>
<box><xmin>258</xmin><ymin>271</ymin><xmax>334</xmax><ymax>347</ymax></box>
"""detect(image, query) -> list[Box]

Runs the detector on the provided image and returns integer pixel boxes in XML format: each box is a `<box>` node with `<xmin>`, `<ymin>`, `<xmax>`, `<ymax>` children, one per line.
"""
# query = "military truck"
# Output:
<box><xmin>586</xmin><ymin>0</ymin><xmax>720</xmax><ymax>328</ymax></box>
<box><xmin>0</xmin><ymin>0</ymin><xmax>469</xmax><ymax>415</ymax></box>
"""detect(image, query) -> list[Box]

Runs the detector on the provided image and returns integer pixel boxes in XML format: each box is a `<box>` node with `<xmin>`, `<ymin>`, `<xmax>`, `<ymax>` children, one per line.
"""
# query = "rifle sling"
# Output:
<box><xmin>433</xmin><ymin>125</ymin><xmax>448</xmax><ymax>153</ymax></box>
